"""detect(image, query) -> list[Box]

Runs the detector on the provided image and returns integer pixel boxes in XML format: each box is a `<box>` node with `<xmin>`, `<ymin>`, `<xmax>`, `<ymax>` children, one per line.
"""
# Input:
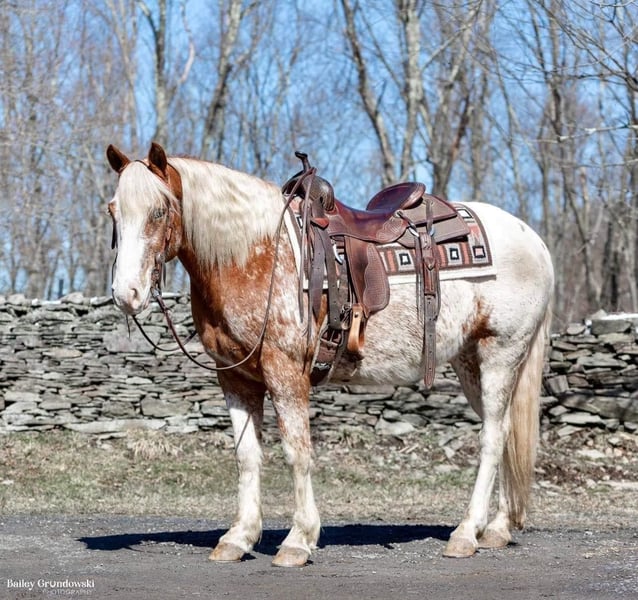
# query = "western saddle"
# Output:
<box><xmin>282</xmin><ymin>152</ymin><xmax>470</xmax><ymax>388</ymax></box>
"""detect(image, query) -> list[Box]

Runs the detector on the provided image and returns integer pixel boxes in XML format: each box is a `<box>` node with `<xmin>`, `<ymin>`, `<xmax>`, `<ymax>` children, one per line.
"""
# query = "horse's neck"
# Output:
<box><xmin>177</xmin><ymin>234</ymin><xmax>279</xmax><ymax>312</ymax></box>
<box><xmin>170</xmin><ymin>159</ymin><xmax>292</xmax><ymax>332</ymax></box>
<box><xmin>174</xmin><ymin>158</ymin><xmax>283</xmax><ymax>270</ymax></box>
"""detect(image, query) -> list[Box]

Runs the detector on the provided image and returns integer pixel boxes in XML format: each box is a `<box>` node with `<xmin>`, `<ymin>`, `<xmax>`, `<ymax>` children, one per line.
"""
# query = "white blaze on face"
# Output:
<box><xmin>110</xmin><ymin>194</ymin><xmax>153</xmax><ymax>315</ymax></box>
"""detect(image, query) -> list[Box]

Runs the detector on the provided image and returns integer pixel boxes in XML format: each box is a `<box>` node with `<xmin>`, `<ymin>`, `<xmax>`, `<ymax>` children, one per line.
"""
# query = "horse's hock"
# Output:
<box><xmin>0</xmin><ymin>293</ymin><xmax>637</xmax><ymax>436</ymax></box>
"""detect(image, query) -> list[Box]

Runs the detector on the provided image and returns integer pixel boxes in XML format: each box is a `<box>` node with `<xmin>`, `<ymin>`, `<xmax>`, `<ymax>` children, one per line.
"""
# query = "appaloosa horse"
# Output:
<box><xmin>106</xmin><ymin>143</ymin><xmax>554</xmax><ymax>567</ymax></box>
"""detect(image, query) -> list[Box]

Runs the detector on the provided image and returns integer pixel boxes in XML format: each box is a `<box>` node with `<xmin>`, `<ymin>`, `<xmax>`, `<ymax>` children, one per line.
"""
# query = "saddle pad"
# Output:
<box><xmin>378</xmin><ymin>203</ymin><xmax>496</xmax><ymax>282</ymax></box>
<box><xmin>283</xmin><ymin>200</ymin><xmax>496</xmax><ymax>287</ymax></box>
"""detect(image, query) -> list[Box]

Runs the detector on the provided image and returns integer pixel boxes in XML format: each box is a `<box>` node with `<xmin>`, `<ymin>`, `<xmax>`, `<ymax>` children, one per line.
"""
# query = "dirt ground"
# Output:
<box><xmin>1</xmin><ymin>427</ymin><xmax>637</xmax><ymax>599</ymax></box>
<box><xmin>1</xmin><ymin>515</ymin><xmax>637</xmax><ymax>600</ymax></box>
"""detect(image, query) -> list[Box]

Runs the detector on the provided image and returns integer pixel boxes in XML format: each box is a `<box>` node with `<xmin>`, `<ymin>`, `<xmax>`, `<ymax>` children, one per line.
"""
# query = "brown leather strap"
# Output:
<box><xmin>346</xmin><ymin>303</ymin><xmax>365</xmax><ymax>357</ymax></box>
<box><xmin>417</xmin><ymin>197</ymin><xmax>440</xmax><ymax>389</ymax></box>
<box><xmin>423</xmin><ymin>294</ymin><xmax>438</xmax><ymax>388</ymax></box>
<box><xmin>308</xmin><ymin>227</ymin><xmax>327</xmax><ymax>319</ymax></box>
<box><xmin>311</xmin><ymin>226</ymin><xmax>342</xmax><ymax>330</ymax></box>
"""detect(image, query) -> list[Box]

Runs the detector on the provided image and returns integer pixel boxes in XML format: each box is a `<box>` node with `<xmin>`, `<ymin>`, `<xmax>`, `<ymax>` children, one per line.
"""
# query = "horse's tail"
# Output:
<box><xmin>503</xmin><ymin>303</ymin><xmax>552</xmax><ymax>529</ymax></box>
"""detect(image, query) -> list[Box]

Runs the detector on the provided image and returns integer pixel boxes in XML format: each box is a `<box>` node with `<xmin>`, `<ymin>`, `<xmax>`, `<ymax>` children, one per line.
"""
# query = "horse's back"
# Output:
<box><xmin>330</xmin><ymin>202</ymin><xmax>553</xmax><ymax>385</ymax></box>
<box><xmin>463</xmin><ymin>201</ymin><xmax>553</xmax><ymax>284</ymax></box>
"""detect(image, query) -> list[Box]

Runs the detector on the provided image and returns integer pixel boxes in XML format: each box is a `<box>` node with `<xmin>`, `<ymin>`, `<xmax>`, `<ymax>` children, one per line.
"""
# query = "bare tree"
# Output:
<box><xmin>520</xmin><ymin>0</ymin><xmax>638</xmax><ymax>319</ymax></box>
<box><xmin>138</xmin><ymin>0</ymin><xmax>195</xmax><ymax>147</ymax></box>
<box><xmin>0</xmin><ymin>2</ymin><xmax>67</xmax><ymax>297</ymax></box>
<box><xmin>1</xmin><ymin>0</ymin><xmax>637</xmax><ymax>323</ymax></box>
<box><xmin>338</xmin><ymin>0</ymin><xmax>495</xmax><ymax>195</ymax></box>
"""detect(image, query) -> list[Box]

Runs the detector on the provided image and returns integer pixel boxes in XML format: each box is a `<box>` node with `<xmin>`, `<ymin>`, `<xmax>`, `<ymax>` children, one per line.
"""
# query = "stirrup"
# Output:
<box><xmin>346</xmin><ymin>303</ymin><xmax>365</xmax><ymax>359</ymax></box>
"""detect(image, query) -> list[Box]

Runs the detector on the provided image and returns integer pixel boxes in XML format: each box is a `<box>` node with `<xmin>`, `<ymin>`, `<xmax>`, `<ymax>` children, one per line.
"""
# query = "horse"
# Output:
<box><xmin>106</xmin><ymin>142</ymin><xmax>554</xmax><ymax>567</ymax></box>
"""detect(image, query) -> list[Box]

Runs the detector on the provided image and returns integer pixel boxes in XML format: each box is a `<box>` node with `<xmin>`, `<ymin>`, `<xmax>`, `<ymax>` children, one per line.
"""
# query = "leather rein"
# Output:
<box><xmin>113</xmin><ymin>163</ymin><xmax>315</xmax><ymax>374</ymax></box>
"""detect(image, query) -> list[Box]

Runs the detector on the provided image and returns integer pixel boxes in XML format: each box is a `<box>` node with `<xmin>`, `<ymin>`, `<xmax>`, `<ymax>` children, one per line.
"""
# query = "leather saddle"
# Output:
<box><xmin>282</xmin><ymin>152</ymin><xmax>470</xmax><ymax>387</ymax></box>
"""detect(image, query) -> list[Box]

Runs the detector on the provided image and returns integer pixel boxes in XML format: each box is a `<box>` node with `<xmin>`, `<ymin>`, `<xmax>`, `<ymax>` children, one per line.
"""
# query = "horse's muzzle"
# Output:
<box><xmin>112</xmin><ymin>283</ymin><xmax>150</xmax><ymax>316</ymax></box>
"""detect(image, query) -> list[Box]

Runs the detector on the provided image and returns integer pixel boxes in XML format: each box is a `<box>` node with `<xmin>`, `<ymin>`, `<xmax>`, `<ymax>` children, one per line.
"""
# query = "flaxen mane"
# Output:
<box><xmin>170</xmin><ymin>158</ymin><xmax>283</xmax><ymax>268</ymax></box>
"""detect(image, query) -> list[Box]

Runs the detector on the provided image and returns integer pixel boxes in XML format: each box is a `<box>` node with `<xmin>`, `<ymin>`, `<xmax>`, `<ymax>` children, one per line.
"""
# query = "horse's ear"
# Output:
<box><xmin>148</xmin><ymin>142</ymin><xmax>168</xmax><ymax>176</ymax></box>
<box><xmin>106</xmin><ymin>145</ymin><xmax>130</xmax><ymax>173</ymax></box>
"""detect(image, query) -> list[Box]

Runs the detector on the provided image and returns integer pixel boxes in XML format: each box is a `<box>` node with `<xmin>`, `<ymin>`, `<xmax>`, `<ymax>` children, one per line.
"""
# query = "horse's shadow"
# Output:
<box><xmin>79</xmin><ymin>524</ymin><xmax>453</xmax><ymax>557</ymax></box>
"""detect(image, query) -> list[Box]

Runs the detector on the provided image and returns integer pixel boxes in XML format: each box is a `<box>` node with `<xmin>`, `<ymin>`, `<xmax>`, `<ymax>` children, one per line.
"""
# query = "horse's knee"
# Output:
<box><xmin>279</xmin><ymin>426</ymin><xmax>313</xmax><ymax>466</ymax></box>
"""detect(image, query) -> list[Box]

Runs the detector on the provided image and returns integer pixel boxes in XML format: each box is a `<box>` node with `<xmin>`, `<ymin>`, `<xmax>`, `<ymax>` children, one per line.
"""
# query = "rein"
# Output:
<box><xmin>118</xmin><ymin>165</ymin><xmax>314</xmax><ymax>374</ymax></box>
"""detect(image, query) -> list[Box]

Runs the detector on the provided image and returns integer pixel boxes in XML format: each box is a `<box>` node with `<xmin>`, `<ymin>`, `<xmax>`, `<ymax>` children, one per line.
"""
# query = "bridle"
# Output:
<box><xmin>111</xmin><ymin>160</ymin><xmax>312</xmax><ymax>374</ymax></box>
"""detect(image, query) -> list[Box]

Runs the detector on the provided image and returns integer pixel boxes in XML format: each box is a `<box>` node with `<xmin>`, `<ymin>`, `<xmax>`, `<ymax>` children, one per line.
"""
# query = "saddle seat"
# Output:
<box><xmin>322</xmin><ymin>182</ymin><xmax>425</xmax><ymax>244</ymax></box>
<box><xmin>325</xmin><ymin>183</ymin><xmax>469</xmax><ymax>247</ymax></box>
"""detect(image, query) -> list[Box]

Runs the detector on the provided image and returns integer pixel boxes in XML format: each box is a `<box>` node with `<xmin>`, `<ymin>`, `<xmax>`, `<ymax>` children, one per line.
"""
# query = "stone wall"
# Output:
<box><xmin>1</xmin><ymin>294</ymin><xmax>637</xmax><ymax>436</ymax></box>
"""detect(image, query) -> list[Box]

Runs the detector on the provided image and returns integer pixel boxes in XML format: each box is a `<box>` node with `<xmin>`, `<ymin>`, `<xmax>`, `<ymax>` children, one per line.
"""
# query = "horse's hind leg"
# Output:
<box><xmin>451</xmin><ymin>350</ymin><xmax>512</xmax><ymax>552</ymax></box>
<box><xmin>444</xmin><ymin>344</ymin><xmax>525</xmax><ymax>558</ymax></box>
<box><xmin>477</xmin><ymin>482</ymin><xmax>514</xmax><ymax>549</ymax></box>
<box><xmin>209</xmin><ymin>376</ymin><xmax>265</xmax><ymax>563</ymax></box>
<box><xmin>480</xmin><ymin>318</ymin><xmax>546</xmax><ymax>550</ymax></box>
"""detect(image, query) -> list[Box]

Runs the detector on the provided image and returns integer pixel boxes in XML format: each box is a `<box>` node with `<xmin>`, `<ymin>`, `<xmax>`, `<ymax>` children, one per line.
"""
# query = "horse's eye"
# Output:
<box><xmin>152</xmin><ymin>207</ymin><xmax>166</xmax><ymax>220</ymax></box>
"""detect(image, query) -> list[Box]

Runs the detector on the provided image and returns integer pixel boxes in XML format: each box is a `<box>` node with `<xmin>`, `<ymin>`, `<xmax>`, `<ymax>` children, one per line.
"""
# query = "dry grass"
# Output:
<box><xmin>0</xmin><ymin>430</ymin><xmax>236</xmax><ymax>516</ymax></box>
<box><xmin>0</xmin><ymin>428</ymin><xmax>471</xmax><ymax>522</ymax></box>
<box><xmin>0</xmin><ymin>426</ymin><xmax>636</xmax><ymax>529</ymax></box>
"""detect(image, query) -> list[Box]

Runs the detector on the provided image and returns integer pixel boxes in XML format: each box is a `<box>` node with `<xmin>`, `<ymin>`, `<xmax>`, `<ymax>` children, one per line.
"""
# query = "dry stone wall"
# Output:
<box><xmin>1</xmin><ymin>294</ymin><xmax>637</xmax><ymax>436</ymax></box>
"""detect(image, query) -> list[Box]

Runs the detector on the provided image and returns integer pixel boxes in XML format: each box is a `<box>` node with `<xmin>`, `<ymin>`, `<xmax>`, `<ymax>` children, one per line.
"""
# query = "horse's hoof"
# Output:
<box><xmin>272</xmin><ymin>546</ymin><xmax>310</xmax><ymax>568</ymax></box>
<box><xmin>478</xmin><ymin>527</ymin><xmax>511</xmax><ymax>549</ymax></box>
<box><xmin>209</xmin><ymin>542</ymin><xmax>245</xmax><ymax>563</ymax></box>
<box><xmin>443</xmin><ymin>536</ymin><xmax>478</xmax><ymax>558</ymax></box>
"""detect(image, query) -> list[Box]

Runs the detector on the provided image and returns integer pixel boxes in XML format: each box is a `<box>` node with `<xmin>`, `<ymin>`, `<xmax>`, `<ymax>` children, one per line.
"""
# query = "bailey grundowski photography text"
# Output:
<box><xmin>7</xmin><ymin>578</ymin><xmax>95</xmax><ymax>594</ymax></box>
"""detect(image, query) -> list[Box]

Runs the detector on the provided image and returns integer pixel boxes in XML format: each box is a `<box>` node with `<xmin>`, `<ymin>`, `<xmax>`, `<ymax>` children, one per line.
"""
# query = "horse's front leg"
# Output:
<box><xmin>209</xmin><ymin>376</ymin><xmax>265</xmax><ymax>563</ymax></box>
<box><xmin>268</xmin><ymin>370</ymin><xmax>320</xmax><ymax>568</ymax></box>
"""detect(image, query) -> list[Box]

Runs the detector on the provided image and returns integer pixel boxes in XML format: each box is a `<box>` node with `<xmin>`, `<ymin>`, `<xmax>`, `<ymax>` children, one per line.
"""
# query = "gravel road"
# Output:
<box><xmin>1</xmin><ymin>515</ymin><xmax>637</xmax><ymax>600</ymax></box>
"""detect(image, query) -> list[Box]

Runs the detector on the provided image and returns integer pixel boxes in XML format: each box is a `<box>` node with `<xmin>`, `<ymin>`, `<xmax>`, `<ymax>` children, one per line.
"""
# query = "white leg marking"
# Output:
<box><xmin>218</xmin><ymin>397</ymin><xmax>263</xmax><ymax>554</ymax></box>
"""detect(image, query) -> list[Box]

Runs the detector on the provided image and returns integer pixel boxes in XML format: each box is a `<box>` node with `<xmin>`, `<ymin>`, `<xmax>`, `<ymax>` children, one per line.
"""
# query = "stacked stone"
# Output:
<box><xmin>1</xmin><ymin>295</ymin><xmax>637</xmax><ymax>436</ymax></box>
<box><xmin>311</xmin><ymin>370</ymin><xmax>480</xmax><ymax>438</ymax></box>
<box><xmin>0</xmin><ymin>293</ymin><xmax>229</xmax><ymax>435</ymax></box>
<box><xmin>543</xmin><ymin>312</ymin><xmax>638</xmax><ymax>435</ymax></box>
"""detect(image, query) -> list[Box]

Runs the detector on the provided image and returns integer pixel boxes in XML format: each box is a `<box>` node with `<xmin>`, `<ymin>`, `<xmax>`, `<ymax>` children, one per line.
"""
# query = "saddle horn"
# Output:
<box><xmin>283</xmin><ymin>151</ymin><xmax>335</xmax><ymax>212</ymax></box>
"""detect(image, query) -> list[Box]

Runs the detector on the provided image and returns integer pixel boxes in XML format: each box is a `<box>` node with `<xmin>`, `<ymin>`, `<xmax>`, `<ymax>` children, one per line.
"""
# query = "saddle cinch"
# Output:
<box><xmin>282</xmin><ymin>152</ymin><xmax>470</xmax><ymax>388</ymax></box>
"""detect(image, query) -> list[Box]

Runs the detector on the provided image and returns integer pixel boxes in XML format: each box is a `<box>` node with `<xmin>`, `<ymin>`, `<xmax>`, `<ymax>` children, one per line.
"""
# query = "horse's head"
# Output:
<box><xmin>106</xmin><ymin>142</ymin><xmax>183</xmax><ymax>315</ymax></box>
